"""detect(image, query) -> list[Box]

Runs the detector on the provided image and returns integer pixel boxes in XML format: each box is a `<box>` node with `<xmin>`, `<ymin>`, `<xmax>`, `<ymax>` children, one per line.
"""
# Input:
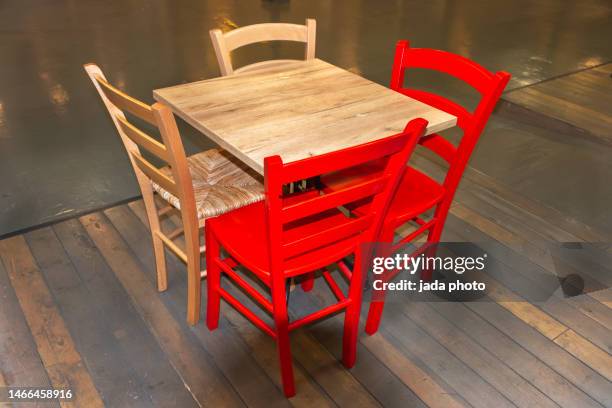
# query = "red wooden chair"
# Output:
<box><xmin>205</xmin><ymin>118</ymin><xmax>428</xmax><ymax>397</ymax></box>
<box><xmin>321</xmin><ymin>40</ymin><xmax>510</xmax><ymax>335</ymax></box>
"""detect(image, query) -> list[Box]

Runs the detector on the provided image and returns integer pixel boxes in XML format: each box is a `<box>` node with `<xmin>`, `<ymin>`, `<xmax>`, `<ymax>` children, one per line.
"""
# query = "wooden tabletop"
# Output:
<box><xmin>154</xmin><ymin>59</ymin><xmax>457</xmax><ymax>174</ymax></box>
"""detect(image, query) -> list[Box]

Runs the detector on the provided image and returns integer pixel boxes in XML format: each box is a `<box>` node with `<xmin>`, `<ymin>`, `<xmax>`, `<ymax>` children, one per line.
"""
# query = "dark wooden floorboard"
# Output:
<box><xmin>306</xmin><ymin>324</ymin><xmax>428</xmax><ymax>408</ymax></box>
<box><xmin>288</xmin><ymin>280</ymin><xmax>452</xmax><ymax>408</ymax></box>
<box><xmin>103</xmin><ymin>204</ymin><xmax>294</xmax><ymax>408</ymax></box>
<box><xmin>466</xmin><ymin>301</ymin><xmax>611</xmax><ymax>407</ymax></box>
<box><xmin>360</xmin><ymin>332</ymin><xmax>469</xmax><ymax>408</ymax></box>
<box><xmin>377</xmin><ymin>302</ymin><xmax>515</xmax><ymax>408</ymax></box>
<box><xmin>504</xmin><ymin>64</ymin><xmax>612</xmax><ymax>145</ymax></box>
<box><xmin>287</xmin><ymin>281</ymin><xmax>426</xmax><ymax>407</ymax></box>
<box><xmin>299</xmin><ymin>274</ymin><xmax>472</xmax><ymax>408</ymax></box>
<box><xmin>429</xmin><ymin>301</ymin><xmax>597</xmax><ymax>408</ymax></box>
<box><xmin>443</xmin><ymin>220</ymin><xmax>612</xmax><ymax>394</ymax></box>
<box><xmin>0</xmin><ymin>256</ymin><xmax>58</xmax><ymax>408</ymax></box>
<box><xmin>449</xmin><ymin>184</ymin><xmax>612</xmax><ymax>291</ymax></box>
<box><xmin>296</xmin><ymin>272</ymin><xmax>486</xmax><ymax>408</ymax></box>
<box><xmin>446</xmin><ymin>199</ymin><xmax>612</xmax><ymax>320</ymax></box>
<box><xmin>0</xmin><ymin>237</ymin><xmax>104</xmax><ymax>407</ymax></box>
<box><xmin>444</xmin><ymin>200</ymin><xmax>612</xmax><ymax>366</ymax></box>
<box><xmin>24</xmin><ymin>227</ymin><xmax>152</xmax><ymax>408</ymax></box>
<box><xmin>80</xmin><ymin>212</ymin><xmax>246</xmax><ymax>408</ymax></box>
<box><xmin>412</xmin><ymin>153</ymin><xmax>611</xmax><ymax>243</ymax></box>
<box><xmin>51</xmin><ymin>219</ymin><xmax>199</xmax><ymax>408</ymax></box>
<box><xmin>219</xmin><ymin>305</ymin><xmax>338</xmax><ymax>407</ymax></box>
<box><xmin>396</xmin><ymin>301</ymin><xmax>559</xmax><ymax>408</ymax></box>
<box><xmin>412</xmin><ymin>150</ymin><xmax>612</xmax><ymax>342</ymax></box>
<box><xmin>564</xmin><ymin>295</ymin><xmax>612</xmax><ymax>331</ymax></box>
<box><xmin>445</xmin><ymin>215</ymin><xmax>612</xmax><ymax>355</ymax></box>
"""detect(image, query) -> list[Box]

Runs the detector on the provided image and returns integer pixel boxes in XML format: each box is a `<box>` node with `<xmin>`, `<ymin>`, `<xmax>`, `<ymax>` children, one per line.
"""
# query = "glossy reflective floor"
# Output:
<box><xmin>1</xmin><ymin>0</ymin><xmax>611</xmax><ymax>236</ymax></box>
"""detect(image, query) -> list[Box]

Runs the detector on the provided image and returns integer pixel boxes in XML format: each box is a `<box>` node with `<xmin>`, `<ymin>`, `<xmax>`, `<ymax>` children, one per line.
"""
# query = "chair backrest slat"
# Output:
<box><xmin>264</xmin><ymin>118</ymin><xmax>428</xmax><ymax>274</ymax></box>
<box><xmin>282</xmin><ymin>216</ymin><xmax>373</xmax><ymax>259</ymax></box>
<box><xmin>95</xmin><ymin>75</ymin><xmax>156</xmax><ymax>124</ymax></box>
<box><xmin>131</xmin><ymin>152</ymin><xmax>179</xmax><ymax>196</ymax></box>
<box><xmin>391</xmin><ymin>43</ymin><xmax>496</xmax><ymax>96</ymax></box>
<box><xmin>224</xmin><ymin>23</ymin><xmax>308</xmax><ymax>51</ymax></box>
<box><xmin>418</xmin><ymin>134</ymin><xmax>457</xmax><ymax>164</ymax></box>
<box><xmin>116</xmin><ymin>116</ymin><xmax>170</xmax><ymax>161</ymax></box>
<box><xmin>210</xmin><ymin>19</ymin><xmax>316</xmax><ymax>76</ymax></box>
<box><xmin>399</xmin><ymin>89</ymin><xmax>472</xmax><ymax>129</ymax></box>
<box><xmin>281</xmin><ymin>176</ymin><xmax>389</xmax><ymax>223</ymax></box>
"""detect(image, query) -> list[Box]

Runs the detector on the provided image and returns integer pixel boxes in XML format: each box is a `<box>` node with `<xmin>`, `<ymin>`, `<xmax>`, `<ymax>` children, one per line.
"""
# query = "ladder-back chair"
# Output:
<box><xmin>210</xmin><ymin>18</ymin><xmax>316</xmax><ymax>76</ymax></box>
<box><xmin>84</xmin><ymin>64</ymin><xmax>264</xmax><ymax>325</ymax></box>
<box><xmin>205</xmin><ymin>118</ymin><xmax>427</xmax><ymax>397</ymax></box>
<box><xmin>321</xmin><ymin>41</ymin><xmax>510</xmax><ymax>334</ymax></box>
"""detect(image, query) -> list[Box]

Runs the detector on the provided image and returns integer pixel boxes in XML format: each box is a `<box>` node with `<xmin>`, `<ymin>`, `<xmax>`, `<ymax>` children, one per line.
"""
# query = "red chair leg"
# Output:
<box><xmin>300</xmin><ymin>272</ymin><xmax>315</xmax><ymax>292</ymax></box>
<box><xmin>276</xmin><ymin>327</ymin><xmax>295</xmax><ymax>397</ymax></box>
<box><xmin>364</xmin><ymin>225</ymin><xmax>395</xmax><ymax>335</ymax></box>
<box><xmin>343</xmin><ymin>302</ymin><xmax>361</xmax><ymax>367</ymax></box>
<box><xmin>272</xmin><ymin>279</ymin><xmax>296</xmax><ymax>397</ymax></box>
<box><xmin>420</xmin><ymin>244</ymin><xmax>436</xmax><ymax>282</ymax></box>
<box><xmin>422</xmin><ymin>221</ymin><xmax>444</xmax><ymax>281</ymax></box>
<box><xmin>365</xmin><ymin>300</ymin><xmax>384</xmax><ymax>335</ymax></box>
<box><xmin>342</xmin><ymin>252</ymin><xmax>364</xmax><ymax>368</ymax></box>
<box><xmin>206</xmin><ymin>227</ymin><xmax>221</xmax><ymax>330</ymax></box>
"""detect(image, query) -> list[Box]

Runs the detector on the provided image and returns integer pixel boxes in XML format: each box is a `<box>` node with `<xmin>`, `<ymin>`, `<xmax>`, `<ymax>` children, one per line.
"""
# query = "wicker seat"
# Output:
<box><xmin>153</xmin><ymin>148</ymin><xmax>264</xmax><ymax>220</ymax></box>
<box><xmin>84</xmin><ymin>63</ymin><xmax>264</xmax><ymax>325</ymax></box>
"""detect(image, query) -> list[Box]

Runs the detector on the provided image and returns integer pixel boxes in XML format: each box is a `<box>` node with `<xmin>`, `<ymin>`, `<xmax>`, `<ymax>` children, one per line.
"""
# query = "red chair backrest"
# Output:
<box><xmin>263</xmin><ymin>118</ymin><xmax>428</xmax><ymax>275</ymax></box>
<box><xmin>390</xmin><ymin>40</ymin><xmax>510</xmax><ymax>201</ymax></box>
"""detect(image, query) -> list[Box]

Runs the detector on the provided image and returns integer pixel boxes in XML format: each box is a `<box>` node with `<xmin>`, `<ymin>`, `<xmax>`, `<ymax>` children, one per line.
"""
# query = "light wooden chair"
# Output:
<box><xmin>84</xmin><ymin>64</ymin><xmax>264</xmax><ymax>325</ymax></box>
<box><xmin>209</xmin><ymin>18</ymin><xmax>316</xmax><ymax>76</ymax></box>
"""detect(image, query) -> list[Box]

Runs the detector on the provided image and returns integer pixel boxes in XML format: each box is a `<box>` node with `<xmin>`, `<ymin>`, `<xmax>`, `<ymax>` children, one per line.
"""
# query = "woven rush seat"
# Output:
<box><xmin>152</xmin><ymin>148</ymin><xmax>264</xmax><ymax>219</ymax></box>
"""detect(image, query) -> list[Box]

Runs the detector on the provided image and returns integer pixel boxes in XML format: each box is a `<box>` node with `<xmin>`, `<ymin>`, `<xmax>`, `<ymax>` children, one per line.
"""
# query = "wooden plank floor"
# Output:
<box><xmin>503</xmin><ymin>63</ymin><xmax>612</xmax><ymax>146</ymax></box>
<box><xmin>1</xmin><ymin>153</ymin><xmax>611</xmax><ymax>407</ymax></box>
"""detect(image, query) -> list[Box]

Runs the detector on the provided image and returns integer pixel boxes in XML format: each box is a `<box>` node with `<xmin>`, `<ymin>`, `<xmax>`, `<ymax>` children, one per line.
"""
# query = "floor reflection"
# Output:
<box><xmin>0</xmin><ymin>0</ymin><xmax>610</xmax><ymax>236</ymax></box>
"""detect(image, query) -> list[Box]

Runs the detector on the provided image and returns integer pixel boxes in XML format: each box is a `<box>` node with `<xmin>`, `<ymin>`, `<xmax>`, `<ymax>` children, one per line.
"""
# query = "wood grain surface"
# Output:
<box><xmin>154</xmin><ymin>59</ymin><xmax>457</xmax><ymax>173</ymax></box>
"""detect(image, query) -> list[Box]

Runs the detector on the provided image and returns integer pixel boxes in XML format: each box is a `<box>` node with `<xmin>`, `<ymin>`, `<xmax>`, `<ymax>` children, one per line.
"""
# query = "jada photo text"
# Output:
<box><xmin>363</xmin><ymin>241</ymin><xmax>584</xmax><ymax>303</ymax></box>
<box><xmin>368</xmin><ymin>243</ymin><xmax>488</xmax><ymax>300</ymax></box>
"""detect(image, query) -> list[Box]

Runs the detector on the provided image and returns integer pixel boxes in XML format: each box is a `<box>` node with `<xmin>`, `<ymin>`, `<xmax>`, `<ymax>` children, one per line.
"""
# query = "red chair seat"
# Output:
<box><xmin>385</xmin><ymin>166</ymin><xmax>445</xmax><ymax>225</ymax></box>
<box><xmin>207</xmin><ymin>199</ymin><xmax>359</xmax><ymax>282</ymax></box>
<box><xmin>322</xmin><ymin>163</ymin><xmax>445</xmax><ymax>226</ymax></box>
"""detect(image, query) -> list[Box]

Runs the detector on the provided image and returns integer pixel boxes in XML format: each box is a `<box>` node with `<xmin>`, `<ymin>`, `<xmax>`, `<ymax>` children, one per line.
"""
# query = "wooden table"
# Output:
<box><xmin>154</xmin><ymin>59</ymin><xmax>457</xmax><ymax>174</ymax></box>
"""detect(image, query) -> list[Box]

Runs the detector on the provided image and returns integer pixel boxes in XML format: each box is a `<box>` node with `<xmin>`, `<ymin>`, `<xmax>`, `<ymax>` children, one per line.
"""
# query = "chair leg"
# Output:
<box><xmin>364</xmin><ymin>226</ymin><xmax>395</xmax><ymax>335</ymax></box>
<box><xmin>300</xmin><ymin>272</ymin><xmax>315</xmax><ymax>292</ymax></box>
<box><xmin>141</xmin><ymin>188</ymin><xmax>167</xmax><ymax>291</ymax></box>
<box><xmin>152</xmin><ymin>231</ymin><xmax>168</xmax><ymax>292</ymax></box>
<box><xmin>422</xmin><ymin>223</ymin><xmax>443</xmax><ymax>281</ymax></box>
<box><xmin>186</xmin><ymin>261</ymin><xmax>201</xmax><ymax>326</ymax></box>
<box><xmin>272</xmin><ymin>280</ymin><xmax>296</xmax><ymax>397</ymax></box>
<box><xmin>184</xmin><ymin>222</ymin><xmax>202</xmax><ymax>326</ymax></box>
<box><xmin>206</xmin><ymin>227</ymin><xmax>221</xmax><ymax>330</ymax></box>
<box><xmin>276</xmin><ymin>325</ymin><xmax>295</xmax><ymax>397</ymax></box>
<box><xmin>365</xmin><ymin>300</ymin><xmax>385</xmax><ymax>335</ymax></box>
<box><xmin>343</xmin><ymin>252</ymin><xmax>364</xmax><ymax>368</ymax></box>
